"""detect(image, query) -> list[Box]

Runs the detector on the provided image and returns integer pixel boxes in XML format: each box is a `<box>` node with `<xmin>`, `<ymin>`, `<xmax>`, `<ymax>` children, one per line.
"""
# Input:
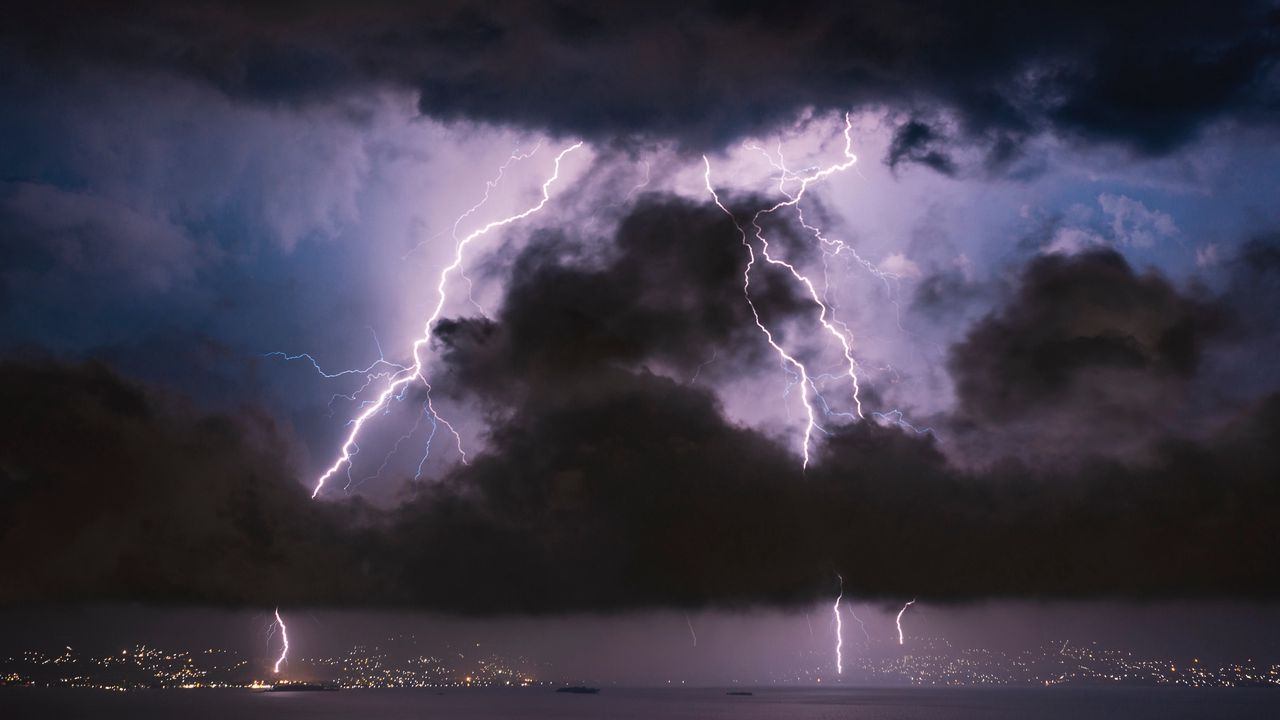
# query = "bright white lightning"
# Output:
<box><xmin>271</xmin><ymin>143</ymin><xmax>575</xmax><ymax>494</ymax></box>
<box><xmin>833</xmin><ymin>573</ymin><xmax>845</xmax><ymax>674</ymax></box>
<box><xmin>895</xmin><ymin>598</ymin><xmax>916</xmax><ymax>646</ymax></box>
<box><xmin>311</xmin><ymin>142</ymin><xmax>584</xmax><ymax>498</ymax></box>
<box><xmin>704</xmin><ymin>157</ymin><xmax>820</xmax><ymax>467</ymax></box>
<box><xmin>750</xmin><ymin>140</ymin><xmax>903</xmax><ymax>311</ymax></box>
<box><xmin>453</xmin><ymin>141</ymin><xmax>544</xmax><ymax>316</ymax></box>
<box><xmin>703</xmin><ymin>115</ymin><xmax>871</xmax><ymax>466</ymax></box>
<box><xmin>271</xmin><ymin>608</ymin><xmax>289</xmax><ymax>674</ymax></box>
<box><xmin>746</xmin><ymin>114</ymin><xmax>865</xmax><ymax>424</ymax></box>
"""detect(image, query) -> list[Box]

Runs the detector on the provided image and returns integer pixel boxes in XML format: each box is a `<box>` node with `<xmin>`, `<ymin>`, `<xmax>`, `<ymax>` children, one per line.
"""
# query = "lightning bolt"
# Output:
<box><xmin>895</xmin><ymin>598</ymin><xmax>916</xmax><ymax>646</ymax></box>
<box><xmin>689</xmin><ymin>349</ymin><xmax>718</xmax><ymax>383</ymax></box>
<box><xmin>310</xmin><ymin>142</ymin><xmax>584</xmax><ymax>498</ymax></box>
<box><xmin>749</xmin><ymin>139</ymin><xmax>908</xmax><ymax>339</ymax></box>
<box><xmin>625</xmin><ymin>160</ymin><xmax>651</xmax><ymax>201</ymax></box>
<box><xmin>452</xmin><ymin>141</ymin><xmax>544</xmax><ymax>316</ymax></box>
<box><xmin>746</xmin><ymin>115</ymin><xmax>864</xmax><ymax>427</ymax></box>
<box><xmin>848</xmin><ymin>604</ymin><xmax>871</xmax><ymax>643</ymax></box>
<box><xmin>271</xmin><ymin>608</ymin><xmax>289</xmax><ymax>674</ymax></box>
<box><xmin>704</xmin><ymin>115</ymin><xmax>868</xmax><ymax>467</ymax></box>
<box><xmin>684</xmin><ymin>613</ymin><xmax>698</xmax><ymax>648</ymax></box>
<box><xmin>833</xmin><ymin>573</ymin><xmax>845</xmax><ymax>674</ymax></box>
<box><xmin>871</xmin><ymin>409</ymin><xmax>934</xmax><ymax>435</ymax></box>
<box><xmin>704</xmin><ymin>157</ymin><xmax>821</xmax><ymax>467</ymax></box>
<box><xmin>707</xmin><ymin>114</ymin><xmax>930</xmax><ymax>465</ymax></box>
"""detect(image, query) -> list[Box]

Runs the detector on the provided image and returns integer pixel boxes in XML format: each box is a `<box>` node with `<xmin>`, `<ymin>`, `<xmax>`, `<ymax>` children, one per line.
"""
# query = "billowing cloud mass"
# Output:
<box><xmin>0</xmin><ymin>359</ymin><xmax>378</xmax><ymax>606</ymax></box>
<box><xmin>5</xmin><ymin>1</ymin><xmax>1278</xmax><ymax>166</ymax></box>
<box><xmin>945</xmin><ymin>249</ymin><xmax>1226</xmax><ymax>463</ymax></box>
<box><xmin>0</xmin><ymin>183</ymin><xmax>200</xmax><ymax>293</ymax></box>
<box><xmin>3</xmin><ymin>205</ymin><xmax>1278</xmax><ymax>611</ymax></box>
<box><xmin>434</xmin><ymin>196</ymin><xmax>813</xmax><ymax>397</ymax></box>
<box><xmin>1</xmin><ymin>1</ymin><xmax>1278</xmax><ymax>615</ymax></box>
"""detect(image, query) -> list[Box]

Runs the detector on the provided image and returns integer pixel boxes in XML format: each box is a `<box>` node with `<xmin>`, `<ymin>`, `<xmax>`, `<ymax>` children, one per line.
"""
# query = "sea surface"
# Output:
<box><xmin>3</xmin><ymin>686</ymin><xmax>1279</xmax><ymax>719</ymax></box>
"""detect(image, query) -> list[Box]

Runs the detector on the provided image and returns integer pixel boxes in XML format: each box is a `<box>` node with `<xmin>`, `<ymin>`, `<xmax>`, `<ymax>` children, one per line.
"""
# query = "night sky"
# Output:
<box><xmin>2</xmin><ymin>0</ymin><xmax>1279</xmax><ymax>680</ymax></box>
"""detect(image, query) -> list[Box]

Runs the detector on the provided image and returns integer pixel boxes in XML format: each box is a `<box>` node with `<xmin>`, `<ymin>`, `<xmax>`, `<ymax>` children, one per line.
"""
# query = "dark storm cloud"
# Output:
<box><xmin>886</xmin><ymin>118</ymin><xmax>957</xmax><ymax>176</ymax></box>
<box><xmin>1225</xmin><ymin>233</ymin><xmax>1280</xmax><ymax>336</ymax></box>
<box><xmin>434</xmin><ymin>195</ymin><xmax>812</xmax><ymax>398</ymax></box>
<box><xmin>0</xmin><ymin>358</ymin><xmax>380</xmax><ymax>606</ymax></box>
<box><xmin>6</xmin><ymin>1</ymin><xmax>1277</xmax><ymax>164</ymax></box>
<box><xmin>939</xmin><ymin>243</ymin><xmax>1280</xmax><ymax>465</ymax></box>
<box><xmin>395</xmin><ymin>225</ymin><xmax>1279</xmax><ymax>608</ymax></box>
<box><xmin>910</xmin><ymin>268</ymin><xmax>991</xmax><ymax>323</ymax></box>
<box><xmin>3</xmin><ymin>358</ymin><xmax>1277</xmax><ymax>611</ymax></box>
<box><xmin>947</xmin><ymin>250</ymin><xmax>1224</xmax><ymax>443</ymax></box>
<box><xmin>383</xmin><ymin>370</ymin><xmax>821</xmax><ymax>612</ymax></box>
<box><xmin>4</xmin><ymin>218</ymin><xmax>1278</xmax><ymax>611</ymax></box>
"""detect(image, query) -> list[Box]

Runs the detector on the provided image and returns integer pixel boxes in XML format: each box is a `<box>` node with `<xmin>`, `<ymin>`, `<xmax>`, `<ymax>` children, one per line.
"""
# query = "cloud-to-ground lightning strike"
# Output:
<box><xmin>310</xmin><ymin>142</ymin><xmax>583</xmax><ymax>498</ymax></box>
<box><xmin>833</xmin><ymin>574</ymin><xmax>845</xmax><ymax>674</ymax></box>
<box><xmin>271</xmin><ymin>608</ymin><xmax>289</xmax><ymax>674</ymax></box>
<box><xmin>896</xmin><ymin>598</ymin><xmax>916</xmax><ymax>646</ymax></box>
<box><xmin>684</xmin><ymin>613</ymin><xmax>698</xmax><ymax>648</ymax></box>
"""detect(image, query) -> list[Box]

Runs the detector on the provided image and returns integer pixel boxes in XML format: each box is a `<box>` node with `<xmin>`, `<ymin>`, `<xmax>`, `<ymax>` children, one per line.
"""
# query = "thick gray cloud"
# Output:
<box><xmin>0</xmin><ymin>358</ymin><xmax>381</xmax><ymax>606</ymax></box>
<box><xmin>2</xmin><ymin>3</ymin><xmax>1278</xmax><ymax>613</ymax></box>
<box><xmin>886</xmin><ymin>118</ymin><xmax>958</xmax><ymax>176</ymax></box>
<box><xmin>944</xmin><ymin>249</ymin><xmax>1227</xmax><ymax>463</ymax></box>
<box><xmin>0</xmin><ymin>182</ymin><xmax>199</xmax><ymax>293</ymax></box>
<box><xmin>3</xmin><ymin>357</ymin><xmax>1276</xmax><ymax>611</ymax></box>
<box><xmin>434</xmin><ymin>195</ymin><xmax>813</xmax><ymax>400</ymax></box>
<box><xmin>4</xmin><ymin>215</ymin><xmax>1278</xmax><ymax>612</ymax></box>
<box><xmin>5</xmin><ymin>1</ymin><xmax>1277</xmax><ymax>166</ymax></box>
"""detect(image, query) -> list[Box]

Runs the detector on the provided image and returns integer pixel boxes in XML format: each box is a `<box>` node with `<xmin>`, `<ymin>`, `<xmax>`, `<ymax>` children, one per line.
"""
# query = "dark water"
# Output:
<box><xmin>3</xmin><ymin>687</ymin><xmax>1279</xmax><ymax>719</ymax></box>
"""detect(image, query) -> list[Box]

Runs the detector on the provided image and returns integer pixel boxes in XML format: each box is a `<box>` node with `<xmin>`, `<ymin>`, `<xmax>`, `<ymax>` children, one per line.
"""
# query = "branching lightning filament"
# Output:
<box><xmin>703</xmin><ymin>115</ymin><xmax>864</xmax><ymax>467</ymax></box>
<box><xmin>308</xmin><ymin>142</ymin><xmax>583</xmax><ymax>498</ymax></box>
